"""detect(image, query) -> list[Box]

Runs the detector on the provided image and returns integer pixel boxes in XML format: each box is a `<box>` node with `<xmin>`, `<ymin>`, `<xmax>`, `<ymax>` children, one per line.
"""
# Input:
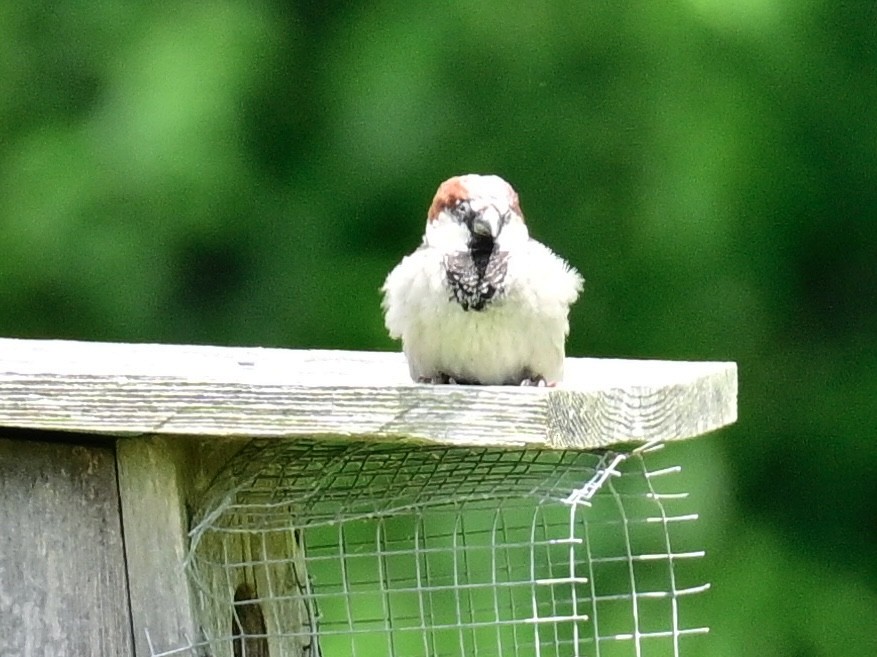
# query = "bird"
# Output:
<box><xmin>381</xmin><ymin>174</ymin><xmax>583</xmax><ymax>386</ymax></box>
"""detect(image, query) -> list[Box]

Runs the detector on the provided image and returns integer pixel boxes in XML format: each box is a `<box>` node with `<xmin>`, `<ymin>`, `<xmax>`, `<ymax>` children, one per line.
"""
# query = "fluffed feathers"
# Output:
<box><xmin>382</xmin><ymin>174</ymin><xmax>583</xmax><ymax>385</ymax></box>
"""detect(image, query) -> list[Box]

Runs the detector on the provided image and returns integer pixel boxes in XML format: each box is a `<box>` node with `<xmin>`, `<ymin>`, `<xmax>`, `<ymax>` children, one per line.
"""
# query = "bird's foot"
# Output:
<box><xmin>417</xmin><ymin>373</ymin><xmax>479</xmax><ymax>385</ymax></box>
<box><xmin>417</xmin><ymin>373</ymin><xmax>456</xmax><ymax>385</ymax></box>
<box><xmin>417</xmin><ymin>373</ymin><xmax>554</xmax><ymax>386</ymax></box>
<box><xmin>519</xmin><ymin>375</ymin><xmax>554</xmax><ymax>387</ymax></box>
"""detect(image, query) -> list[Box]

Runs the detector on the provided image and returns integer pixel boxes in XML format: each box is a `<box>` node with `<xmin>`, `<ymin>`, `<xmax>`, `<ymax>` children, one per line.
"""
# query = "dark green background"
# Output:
<box><xmin>1</xmin><ymin>2</ymin><xmax>874</xmax><ymax>655</ymax></box>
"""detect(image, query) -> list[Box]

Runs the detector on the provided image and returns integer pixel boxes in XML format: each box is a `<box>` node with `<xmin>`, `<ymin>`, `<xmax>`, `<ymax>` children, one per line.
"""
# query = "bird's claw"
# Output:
<box><xmin>417</xmin><ymin>373</ymin><xmax>458</xmax><ymax>385</ymax></box>
<box><xmin>520</xmin><ymin>375</ymin><xmax>553</xmax><ymax>387</ymax></box>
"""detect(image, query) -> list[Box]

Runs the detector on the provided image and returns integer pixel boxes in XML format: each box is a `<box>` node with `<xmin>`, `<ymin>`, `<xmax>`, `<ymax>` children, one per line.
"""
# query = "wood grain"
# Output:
<box><xmin>0</xmin><ymin>338</ymin><xmax>737</xmax><ymax>449</ymax></box>
<box><xmin>116</xmin><ymin>438</ymin><xmax>199</xmax><ymax>657</ymax></box>
<box><xmin>0</xmin><ymin>438</ymin><xmax>133</xmax><ymax>657</ymax></box>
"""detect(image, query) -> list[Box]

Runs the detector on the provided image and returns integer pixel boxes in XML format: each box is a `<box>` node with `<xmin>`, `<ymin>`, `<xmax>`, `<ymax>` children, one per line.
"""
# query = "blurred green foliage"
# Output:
<box><xmin>1</xmin><ymin>1</ymin><xmax>875</xmax><ymax>655</ymax></box>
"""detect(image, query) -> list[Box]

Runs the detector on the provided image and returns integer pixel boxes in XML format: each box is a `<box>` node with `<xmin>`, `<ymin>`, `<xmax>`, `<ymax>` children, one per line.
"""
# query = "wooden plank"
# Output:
<box><xmin>116</xmin><ymin>438</ymin><xmax>200</xmax><ymax>657</ymax></box>
<box><xmin>0</xmin><ymin>437</ymin><xmax>133</xmax><ymax>657</ymax></box>
<box><xmin>0</xmin><ymin>338</ymin><xmax>737</xmax><ymax>449</ymax></box>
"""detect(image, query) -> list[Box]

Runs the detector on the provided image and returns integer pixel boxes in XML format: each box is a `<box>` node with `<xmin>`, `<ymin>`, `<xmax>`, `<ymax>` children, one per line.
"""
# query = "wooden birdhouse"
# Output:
<box><xmin>0</xmin><ymin>338</ymin><xmax>736</xmax><ymax>657</ymax></box>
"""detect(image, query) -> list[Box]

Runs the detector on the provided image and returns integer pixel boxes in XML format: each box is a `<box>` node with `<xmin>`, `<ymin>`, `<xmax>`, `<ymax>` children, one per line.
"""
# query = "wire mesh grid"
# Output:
<box><xmin>152</xmin><ymin>439</ymin><xmax>709</xmax><ymax>657</ymax></box>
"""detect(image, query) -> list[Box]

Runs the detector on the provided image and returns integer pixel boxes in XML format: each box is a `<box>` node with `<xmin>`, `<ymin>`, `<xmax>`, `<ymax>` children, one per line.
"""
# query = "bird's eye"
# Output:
<box><xmin>455</xmin><ymin>200</ymin><xmax>472</xmax><ymax>217</ymax></box>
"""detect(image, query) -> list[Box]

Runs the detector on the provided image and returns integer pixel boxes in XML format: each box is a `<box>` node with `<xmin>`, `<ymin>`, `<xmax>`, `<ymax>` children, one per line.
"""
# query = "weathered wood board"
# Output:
<box><xmin>0</xmin><ymin>338</ymin><xmax>737</xmax><ymax>449</ymax></box>
<box><xmin>0</xmin><ymin>438</ymin><xmax>133</xmax><ymax>657</ymax></box>
<box><xmin>116</xmin><ymin>438</ymin><xmax>199</xmax><ymax>657</ymax></box>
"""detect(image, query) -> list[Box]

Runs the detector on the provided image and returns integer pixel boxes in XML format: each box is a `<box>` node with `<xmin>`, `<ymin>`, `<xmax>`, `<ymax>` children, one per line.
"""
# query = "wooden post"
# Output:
<box><xmin>0</xmin><ymin>337</ymin><xmax>737</xmax><ymax>657</ymax></box>
<box><xmin>116</xmin><ymin>438</ymin><xmax>200</xmax><ymax>657</ymax></box>
<box><xmin>0</xmin><ymin>438</ymin><xmax>134</xmax><ymax>657</ymax></box>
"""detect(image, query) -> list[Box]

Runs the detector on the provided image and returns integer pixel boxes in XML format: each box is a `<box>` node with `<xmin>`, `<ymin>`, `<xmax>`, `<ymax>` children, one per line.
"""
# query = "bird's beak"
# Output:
<box><xmin>471</xmin><ymin>206</ymin><xmax>502</xmax><ymax>239</ymax></box>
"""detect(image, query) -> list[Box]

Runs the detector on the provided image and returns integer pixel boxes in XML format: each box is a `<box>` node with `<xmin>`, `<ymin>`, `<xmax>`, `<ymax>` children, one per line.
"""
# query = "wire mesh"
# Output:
<box><xmin>153</xmin><ymin>439</ymin><xmax>708</xmax><ymax>657</ymax></box>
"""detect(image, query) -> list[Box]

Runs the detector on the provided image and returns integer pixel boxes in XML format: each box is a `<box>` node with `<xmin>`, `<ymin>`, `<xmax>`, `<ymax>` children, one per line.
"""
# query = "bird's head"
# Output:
<box><xmin>424</xmin><ymin>174</ymin><xmax>530</xmax><ymax>254</ymax></box>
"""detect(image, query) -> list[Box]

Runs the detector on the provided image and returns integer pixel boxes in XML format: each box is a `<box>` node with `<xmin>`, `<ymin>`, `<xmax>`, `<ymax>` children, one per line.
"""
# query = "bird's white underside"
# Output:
<box><xmin>383</xmin><ymin>238</ymin><xmax>582</xmax><ymax>385</ymax></box>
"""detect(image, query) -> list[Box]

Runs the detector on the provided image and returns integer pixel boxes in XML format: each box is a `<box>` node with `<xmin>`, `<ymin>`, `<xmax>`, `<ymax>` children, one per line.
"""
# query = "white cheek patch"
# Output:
<box><xmin>495</xmin><ymin>217</ymin><xmax>529</xmax><ymax>249</ymax></box>
<box><xmin>425</xmin><ymin>214</ymin><xmax>470</xmax><ymax>251</ymax></box>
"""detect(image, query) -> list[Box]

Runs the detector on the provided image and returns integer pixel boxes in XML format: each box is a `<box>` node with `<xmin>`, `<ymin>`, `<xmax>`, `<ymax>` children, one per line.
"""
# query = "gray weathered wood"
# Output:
<box><xmin>0</xmin><ymin>438</ymin><xmax>133</xmax><ymax>657</ymax></box>
<box><xmin>0</xmin><ymin>338</ymin><xmax>737</xmax><ymax>449</ymax></box>
<box><xmin>116</xmin><ymin>438</ymin><xmax>201</xmax><ymax>657</ymax></box>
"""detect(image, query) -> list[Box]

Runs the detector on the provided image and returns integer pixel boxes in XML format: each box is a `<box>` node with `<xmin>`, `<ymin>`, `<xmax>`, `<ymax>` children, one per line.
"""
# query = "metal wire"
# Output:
<box><xmin>151</xmin><ymin>439</ymin><xmax>708</xmax><ymax>657</ymax></box>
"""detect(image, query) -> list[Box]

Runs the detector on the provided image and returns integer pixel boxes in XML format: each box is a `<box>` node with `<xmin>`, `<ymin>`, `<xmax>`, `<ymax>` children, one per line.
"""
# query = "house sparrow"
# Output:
<box><xmin>381</xmin><ymin>174</ymin><xmax>583</xmax><ymax>385</ymax></box>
